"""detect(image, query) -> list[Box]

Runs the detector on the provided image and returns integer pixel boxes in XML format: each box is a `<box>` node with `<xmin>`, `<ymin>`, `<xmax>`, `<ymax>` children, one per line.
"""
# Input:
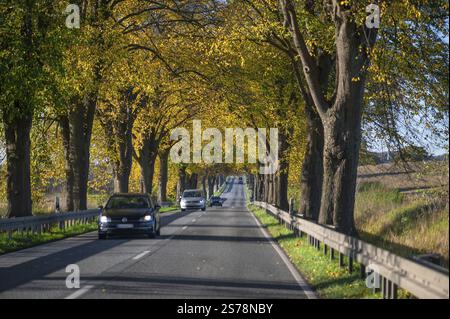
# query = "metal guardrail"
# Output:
<box><xmin>252</xmin><ymin>201</ymin><xmax>449</xmax><ymax>299</ymax></box>
<box><xmin>0</xmin><ymin>210</ymin><xmax>100</xmax><ymax>239</ymax></box>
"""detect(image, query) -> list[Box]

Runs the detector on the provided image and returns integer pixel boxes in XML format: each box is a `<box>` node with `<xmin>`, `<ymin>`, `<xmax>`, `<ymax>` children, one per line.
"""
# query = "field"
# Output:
<box><xmin>355</xmin><ymin>161</ymin><xmax>449</xmax><ymax>267</ymax></box>
<box><xmin>289</xmin><ymin>160</ymin><xmax>449</xmax><ymax>268</ymax></box>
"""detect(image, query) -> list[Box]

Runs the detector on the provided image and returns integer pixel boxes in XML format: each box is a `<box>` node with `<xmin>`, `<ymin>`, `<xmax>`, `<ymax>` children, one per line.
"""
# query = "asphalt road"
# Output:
<box><xmin>0</xmin><ymin>180</ymin><xmax>314</xmax><ymax>299</ymax></box>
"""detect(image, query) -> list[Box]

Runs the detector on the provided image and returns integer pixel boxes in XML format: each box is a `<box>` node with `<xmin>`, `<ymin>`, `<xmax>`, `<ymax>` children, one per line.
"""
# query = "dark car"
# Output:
<box><xmin>98</xmin><ymin>193</ymin><xmax>161</xmax><ymax>239</ymax></box>
<box><xmin>209</xmin><ymin>196</ymin><xmax>223</xmax><ymax>207</ymax></box>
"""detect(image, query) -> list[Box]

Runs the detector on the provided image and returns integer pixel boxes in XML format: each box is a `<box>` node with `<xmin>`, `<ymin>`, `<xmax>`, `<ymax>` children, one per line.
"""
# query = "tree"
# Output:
<box><xmin>0</xmin><ymin>0</ymin><xmax>64</xmax><ymax>217</ymax></box>
<box><xmin>58</xmin><ymin>0</ymin><xmax>114</xmax><ymax>211</ymax></box>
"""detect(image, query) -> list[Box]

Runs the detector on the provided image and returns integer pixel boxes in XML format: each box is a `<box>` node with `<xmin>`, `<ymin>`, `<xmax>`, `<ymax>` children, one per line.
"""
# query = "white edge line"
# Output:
<box><xmin>247</xmin><ymin>207</ymin><xmax>317</xmax><ymax>299</ymax></box>
<box><xmin>65</xmin><ymin>285</ymin><xmax>94</xmax><ymax>299</ymax></box>
<box><xmin>132</xmin><ymin>250</ymin><xmax>151</xmax><ymax>260</ymax></box>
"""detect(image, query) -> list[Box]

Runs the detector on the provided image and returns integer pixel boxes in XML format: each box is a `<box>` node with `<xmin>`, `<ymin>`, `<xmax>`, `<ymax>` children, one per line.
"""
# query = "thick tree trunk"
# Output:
<box><xmin>112</xmin><ymin>123</ymin><xmax>133</xmax><ymax>193</ymax></box>
<box><xmin>318</xmin><ymin>100</ymin><xmax>362</xmax><ymax>235</ymax></box>
<box><xmin>207</xmin><ymin>175</ymin><xmax>216</xmax><ymax>198</ymax></box>
<box><xmin>299</xmin><ymin>106</ymin><xmax>324</xmax><ymax>221</ymax></box>
<box><xmin>177</xmin><ymin>165</ymin><xmax>187</xmax><ymax>201</ymax></box>
<box><xmin>256</xmin><ymin>173</ymin><xmax>264</xmax><ymax>201</ymax></box>
<box><xmin>187</xmin><ymin>173</ymin><xmax>198</xmax><ymax>189</ymax></box>
<box><xmin>69</xmin><ymin>105</ymin><xmax>93</xmax><ymax>211</ymax></box>
<box><xmin>201</xmin><ymin>175</ymin><xmax>207</xmax><ymax>197</ymax></box>
<box><xmin>278</xmin><ymin>129</ymin><xmax>291</xmax><ymax>211</ymax></box>
<box><xmin>3</xmin><ymin>110</ymin><xmax>33</xmax><ymax>217</ymax></box>
<box><xmin>158</xmin><ymin>149</ymin><xmax>170</xmax><ymax>203</ymax></box>
<box><xmin>316</xmin><ymin>15</ymin><xmax>374</xmax><ymax>235</ymax></box>
<box><xmin>139</xmin><ymin>152</ymin><xmax>157</xmax><ymax>195</ymax></box>
<box><xmin>60</xmin><ymin>96</ymin><xmax>96</xmax><ymax>212</ymax></box>
<box><xmin>61</xmin><ymin>117</ymin><xmax>74</xmax><ymax>212</ymax></box>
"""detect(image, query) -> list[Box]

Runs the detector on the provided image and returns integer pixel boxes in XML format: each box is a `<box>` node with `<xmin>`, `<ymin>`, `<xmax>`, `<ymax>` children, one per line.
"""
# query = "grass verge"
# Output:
<box><xmin>248</xmin><ymin>204</ymin><xmax>385</xmax><ymax>299</ymax></box>
<box><xmin>160</xmin><ymin>206</ymin><xmax>179</xmax><ymax>213</ymax></box>
<box><xmin>0</xmin><ymin>222</ymin><xmax>97</xmax><ymax>255</ymax></box>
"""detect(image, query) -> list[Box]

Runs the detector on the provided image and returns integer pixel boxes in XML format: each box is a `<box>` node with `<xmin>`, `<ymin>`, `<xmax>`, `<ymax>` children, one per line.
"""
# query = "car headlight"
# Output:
<box><xmin>141</xmin><ymin>215</ymin><xmax>153</xmax><ymax>222</ymax></box>
<box><xmin>100</xmin><ymin>216</ymin><xmax>110</xmax><ymax>223</ymax></box>
<box><xmin>200</xmin><ymin>199</ymin><xmax>205</xmax><ymax>204</ymax></box>
<box><xmin>180</xmin><ymin>199</ymin><xmax>186</xmax><ymax>204</ymax></box>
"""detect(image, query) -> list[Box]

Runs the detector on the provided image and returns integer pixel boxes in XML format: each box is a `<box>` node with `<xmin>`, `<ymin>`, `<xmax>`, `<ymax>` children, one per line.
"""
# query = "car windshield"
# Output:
<box><xmin>183</xmin><ymin>191</ymin><xmax>202</xmax><ymax>198</ymax></box>
<box><xmin>106</xmin><ymin>196</ymin><xmax>150</xmax><ymax>209</ymax></box>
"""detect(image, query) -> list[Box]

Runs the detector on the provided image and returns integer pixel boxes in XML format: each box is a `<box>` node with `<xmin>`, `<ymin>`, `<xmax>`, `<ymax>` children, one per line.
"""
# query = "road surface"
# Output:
<box><xmin>0</xmin><ymin>179</ymin><xmax>314</xmax><ymax>299</ymax></box>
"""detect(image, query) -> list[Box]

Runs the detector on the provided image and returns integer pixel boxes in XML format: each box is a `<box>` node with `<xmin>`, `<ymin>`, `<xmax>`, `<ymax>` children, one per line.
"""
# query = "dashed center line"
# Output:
<box><xmin>132</xmin><ymin>250</ymin><xmax>151</xmax><ymax>260</ymax></box>
<box><xmin>65</xmin><ymin>285</ymin><xmax>94</xmax><ymax>299</ymax></box>
<box><xmin>182</xmin><ymin>226</ymin><xmax>188</xmax><ymax>230</ymax></box>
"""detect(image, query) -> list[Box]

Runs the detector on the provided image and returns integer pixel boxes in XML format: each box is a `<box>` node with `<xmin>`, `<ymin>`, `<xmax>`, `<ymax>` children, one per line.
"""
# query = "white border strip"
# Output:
<box><xmin>65</xmin><ymin>285</ymin><xmax>94</xmax><ymax>299</ymax></box>
<box><xmin>132</xmin><ymin>250</ymin><xmax>151</xmax><ymax>260</ymax></box>
<box><xmin>247</xmin><ymin>207</ymin><xmax>317</xmax><ymax>299</ymax></box>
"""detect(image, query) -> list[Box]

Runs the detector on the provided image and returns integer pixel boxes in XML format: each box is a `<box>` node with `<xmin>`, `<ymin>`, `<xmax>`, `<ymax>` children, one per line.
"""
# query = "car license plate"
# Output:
<box><xmin>117</xmin><ymin>224</ymin><xmax>133</xmax><ymax>229</ymax></box>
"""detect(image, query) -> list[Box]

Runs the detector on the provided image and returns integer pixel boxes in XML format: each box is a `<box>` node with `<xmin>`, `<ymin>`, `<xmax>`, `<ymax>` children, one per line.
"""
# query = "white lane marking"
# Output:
<box><xmin>192</xmin><ymin>219</ymin><xmax>197</xmax><ymax>222</ymax></box>
<box><xmin>248</xmin><ymin>208</ymin><xmax>317</xmax><ymax>299</ymax></box>
<box><xmin>65</xmin><ymin>285</ymin><xmax>94</xmax><ymax>299</ymax></box>
<box><xmin>182</xmin><ymin>226</ymin><xmax>188</xmax><ymax>230</ymax></box>
<box><xmin>132</xmin><ymin>250</ymin><xmax>151</xmax><ymax>260</ymax></box>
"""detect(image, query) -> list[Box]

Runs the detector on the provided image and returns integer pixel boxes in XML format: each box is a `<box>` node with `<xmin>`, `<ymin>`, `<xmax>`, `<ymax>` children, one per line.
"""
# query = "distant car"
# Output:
<box><xmin>239</xmin><ymin>177</ymin><xmax>244</xmax><ymax>184</ymax></box>
<box><xmin>209</xmin><ymin>196</ymin><xmax>223</xmax><ymax>207</ymax></box>
<box><xmin>98</xmin><ymin>193</ymin><xmax>161</xmax><ymax>240</ymax></box>
<box><xmin>180</xmin><ymin>189</ymin><xmax>206</xmax><ymax>212</ymax></box>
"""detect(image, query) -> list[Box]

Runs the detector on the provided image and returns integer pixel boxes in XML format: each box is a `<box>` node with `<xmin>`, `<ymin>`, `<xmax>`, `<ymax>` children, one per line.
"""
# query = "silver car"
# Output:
<box><xmin>180</xmin><ymin>189</ymin><xmax>206</xmax><ymax>212</ymax></box>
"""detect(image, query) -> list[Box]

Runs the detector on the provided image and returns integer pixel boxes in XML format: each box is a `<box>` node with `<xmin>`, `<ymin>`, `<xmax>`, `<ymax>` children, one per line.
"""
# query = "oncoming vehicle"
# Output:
<box><xmin>98</xmin><ymin>193</ymin><xmax>161</xmax><ymax>239</ymax></box>
<box><xmin>180</xmin><ymin>189</ymin><xmax>206</xmax><ymax>212</ymax></box>
<box><xmin>209</xmin><ymin>196</ymin><xmax>223</xmax><ymax>207</ymax></box>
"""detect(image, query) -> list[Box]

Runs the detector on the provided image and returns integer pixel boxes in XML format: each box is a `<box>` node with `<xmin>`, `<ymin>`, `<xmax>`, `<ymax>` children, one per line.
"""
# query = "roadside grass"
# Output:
<box><xmin>355</xmin><ymin>182</ymin><xmax>449</xmax><ymax>267</ymax></box>
<box><xmin>0</xmin><ymin>221</ymin><xmax>97</xmax><ymax>255</ymax></box>
<box><xmin>248</xmin><ymin>204</ymin><xmax>384</xmax><ymax>299</ymax></box>
<box><xmin>160</xmin><ymin>206</ymin><xmax>179</xmax><ymax>213</ymax></box>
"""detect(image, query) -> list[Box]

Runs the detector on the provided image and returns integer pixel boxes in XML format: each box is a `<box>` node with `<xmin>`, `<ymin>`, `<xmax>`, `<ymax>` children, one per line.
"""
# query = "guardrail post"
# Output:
<box><xmin>323</xmin><ymin>244</ymin><xmax>328</xmax><ymax>256</ymax></box>
<box><xmin>316</xmin><ymin>240</ymin><xmax>321</xmax><ymax>251</ymax></box>
<box><xmin>391</xmin><ymin>283</ymin><xmax>398</xmax><ymax>299</ymax></box>
<box><xmin>339</xmin><ymin>253</ymin><xmax>344</xmax><ymax>268</ymax></box>
<box><xmin>382</xmin><ymin>277</ymin><xmax>387</xmax><ymax>299</ymax></box>
<box><xmin>8</xmin><ymin>231</ymin><xmax>12</xmax><ymax>240</ymax></box>
<box><xmin>330</xmin><ymin>248</ymin><xmax>335</xmax><ymax>260</ymax></box>
<box><xmin>348</xmin><ymin>256</ymin><xmax>353</xmax><ymax>274</ymax></box>
<box><xmin>360</xmin><ymin>264</ymin><xmax>366</xmax><ymax>279</ymax></box>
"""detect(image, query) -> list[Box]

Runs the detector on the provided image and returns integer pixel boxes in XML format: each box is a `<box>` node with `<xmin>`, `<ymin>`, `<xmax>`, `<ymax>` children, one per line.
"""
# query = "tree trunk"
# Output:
<box><xmin>139</xmin><ymin>152</ymin><xmax>157</xmax><ymax>195</ymax></box>
<box><xmin>158</xmin><ymin>148</ymin><xmax>170</xmax><ymax>203</ymax></box>
<box><xmin>278</xmin><ymin>129</ymin><xmax>291</xmax><ymax>211</ymax></box>
<box><xmin>65</xmin><ymin>95</ymin><xmax>96</xmax><ymax>212</ymax></box>
<box><xmin>201</xmin><ymin>175</ymin><xmax>207</xmax><ymax>197</ymax></box>
<box><xmin>318</xmin><ymin>99</ymin><xmax>362</xmax><ymax>235</ymax></box>
<box><xmin>187</xmin><ymin>173</ymin><xmax>198</xmax><ymax>189</ymax></box>
<box><xmin>177</xmin><ymin>165</ymin><xmax>187</xmax><ymax>201</ymax></box>
<box><xmin>256</xmin><ymin>173</ymin><xmax>264</xmax><ymax>201</ymax></box>
<box><xmin>298</xmin><ymin>106</ymin><xmax>324</xmax><ymax>221</ymax></box>
<box><xmin>111</xmin><ymin>119</ymin><xmax>134</xmax><ymax>194</ymax></box>
<box><xmin>111</xmin><ymin>91</ymin><xmax>136</xmax><ymax>193</ymax></box>
<box><xmin>3</xmin><ymin>109</ymin><xmax>33</xmax><ymax>217</ymax></box>
<box><xmin>207</xmin><ymin>175</ymin><xmax>216</xmax><ymax>198</ymax></box>
<box><xmin>60</xmin><ymin>117</ymin><xmax>74</xmax><ymax>212</ymax></box>
<box><xmin>316</xmin><ymin>15</ymin><xmax>374</xmax><ymax>235</ymax></box>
